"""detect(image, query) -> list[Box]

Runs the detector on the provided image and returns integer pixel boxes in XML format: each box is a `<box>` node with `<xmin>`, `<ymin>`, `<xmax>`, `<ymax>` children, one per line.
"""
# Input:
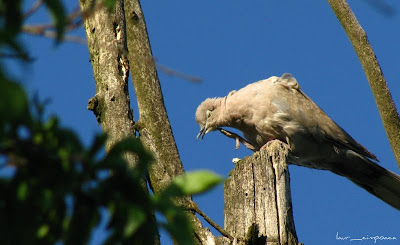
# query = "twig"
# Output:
<box><xmin>22</xmin><ymin>26</ymin><xmax>87</xmax><ymax>45</ymax></box>
<box><xmin>156</xmin><ymin>62</ymin><xmax>202</xmax><ymax>83</ymax></box>
<box><xmin>0</xmin><ymin>53</ymin><xmax>34</xmax><ymax>61</ymax></box>
<box><xmin>66</xmin><ymin>7</ymin><xmax>83</xmax><ymax>31</ymax></box>
<box><xmin>23</xmin><ymin>0</ymin><xmax>44</xmax><ymax>19</ymax></box>
<box><xmin>41</xmin><ymin>31</ymin><xmax>87</xmax><ymax>45</ymax></box>
<box><xmin>362</xmin><ymin>0</ymin><xmax>395</xmax><ymax>17</ymax></box>
<box><xmin>186</xmin><ymin>201</ymin><xmax>233</xmax><ymax>240</ymax></box>
<box><xmin>218</xmin><ymin>128</ymin><xmax>257</xmax><ymax>151</ymax></box>
<box><xmin>22</xmin><ymin>2</ymin><xmax>203</xmax><ymax>83</ymax></box>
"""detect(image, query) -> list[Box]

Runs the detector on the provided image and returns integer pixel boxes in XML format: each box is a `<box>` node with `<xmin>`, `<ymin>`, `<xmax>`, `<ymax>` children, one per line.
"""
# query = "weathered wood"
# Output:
<box><xmin>224</xmin><ymin>140</ymin><xmax>299</xmax><ymax>244</ymax></box>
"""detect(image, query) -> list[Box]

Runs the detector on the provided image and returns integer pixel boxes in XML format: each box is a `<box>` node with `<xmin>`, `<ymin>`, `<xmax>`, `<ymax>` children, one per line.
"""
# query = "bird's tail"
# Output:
<box><xmin>333</xmin><ymin>150</ymin><xmax>400</xmax><ymax>210</ymax></box>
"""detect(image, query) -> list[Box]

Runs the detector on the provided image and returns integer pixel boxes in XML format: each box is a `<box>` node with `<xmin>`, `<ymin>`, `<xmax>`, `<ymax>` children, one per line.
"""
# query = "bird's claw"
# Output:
<box><xmin>218</xmin><ymin>128</ymin><xmax>257</xmax><ymax>151</ymax></box>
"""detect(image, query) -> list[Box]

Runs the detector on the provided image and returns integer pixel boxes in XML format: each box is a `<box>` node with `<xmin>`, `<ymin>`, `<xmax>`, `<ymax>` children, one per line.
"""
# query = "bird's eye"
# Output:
<box><xmin>206</xmin><ymin>110</ymin><xmax>212</xmax><ymax>118</ymax></box>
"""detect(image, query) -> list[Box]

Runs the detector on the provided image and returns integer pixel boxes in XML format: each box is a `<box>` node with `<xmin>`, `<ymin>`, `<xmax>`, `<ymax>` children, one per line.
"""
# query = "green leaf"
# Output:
<box><xmin>123</xmin><ymin>206</ymin><xmax>147</xmax><ymax>238</ymax></box>
<box><xmin>161</xmin><ymin>221</ymin><xmax>194</xmax><ymax>245</ymax></box>
<box><xmin>43</xmin><ymin>0</ymin><xmax>67</xmax><ymax>43</ymax></box>
<box><xmin>17</xmin><ymin>182</ymin><xmax>28</xmax><ymax>201</ymax></box>
<box><xmin>105</xmin><ymin>137</ymin><xmax>153</xmax><ymax>176</ymax></box>
<box><xmin>57</xmin><ymin>128</ymin><xmax>83</xmax><ymax>153</ymax></box>
<box><xmin>33</xmin><ymin>132</ymin><xmax>43</xmax><ymax>144</ymax></box>
<box><xmin>37</xmin><ymin>224</ymin><xmax>49</xmax><ymax>238</ymax></box>
<box><xmin>1</xmin><ymin>0</ymin><xmax>23</xmax><ymax>35</ymax></box>
<box><xmin>171</xmin><ymin>170</ymin><xmax>224</xmax><ymax>196</ymax></box>
<box><xmin>44</xmin><ymin>116</ymin><xmax>58</xmax><ymax>131</ymax></box>
<box><xmin>108</xmin><ymin>137</ymin><xmax>150</xmax><ymax>158</ymax></box>
<box><xmin>0</xmin><ymin>79</ymin><xmax>29</xmax><ymax>125</ymax></box>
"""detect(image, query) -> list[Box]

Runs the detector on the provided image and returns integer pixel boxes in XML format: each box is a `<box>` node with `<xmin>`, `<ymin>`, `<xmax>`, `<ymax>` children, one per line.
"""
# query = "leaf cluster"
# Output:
<box><xmin>0</xmin><ymin>81</ymin><xmax>224</xmax><ymax>245</ymax></box>
<box><xmin>0</xmin><ymin>2</ymin><xmax>224</xmax><ymax>244</ymax></box>
<box><xmin>0</xmin><ymin>80</ymin><xmax>154</xmax><ymax>244</ymax></box>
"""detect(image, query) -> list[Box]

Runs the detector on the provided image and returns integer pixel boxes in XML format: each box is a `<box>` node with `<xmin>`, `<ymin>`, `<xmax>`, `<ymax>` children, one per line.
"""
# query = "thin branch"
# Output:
<box><xmin>328</xmin><ymin>0</ymin><xmax>400</xmax><ymax>170</ymax></box>
<box><xmin>0</xmin><ymin>52</ymin><xmax>34</xmax><ymax>61</ymax></box>
<box><xmin>22</xmin><ymin>4</ymin><xmax>86</xmax><ymax>45</ymax></box>
<box><xmin>156</xmin><ymin>62</ymin><xmax>202</xmax><ymax>83</ymax></box>
<box><xmin>22</xmin><ymin>25</ymin><xmax>87</xmax><ymax>45</ymax></box>
<box><xmin>23</xmin><ymin>0</ymin><xmax>44</xmax><ymax>19</ymax></box>
<box><xmin>22</xmin><ymin>23</ymin><xmax>200</xmax><ymax>82</ymax></box>
<box><xmin>362</xmin><ymin>0</ymin><xmax>396</xmax><ymax>17</ymax></box>
<box><xmin>22</xmin><ymin>3</ymin><xmax>202</xmax><ymax>83</ymax></box>
<box><xmin>186</xmin><ymin>201</ymin><xmax>234</xmax><ymax>240</ymax></box>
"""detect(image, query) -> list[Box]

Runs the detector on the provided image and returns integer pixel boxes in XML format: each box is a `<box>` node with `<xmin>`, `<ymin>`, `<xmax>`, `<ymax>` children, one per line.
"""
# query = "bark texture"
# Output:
<box><xmin>224</xmin><ymin>141</ymin><xmax>299</xmax><ymax>245</ymax></box>
<box><xmin>123</xmin><ymin>0</ymin><xmax>183</xmax><ymax>194</ymax></box>
<box><xmin>79</xmin><ymin>0</ymin><xmax>135</xmax><ymax>158</ymax></box>
<box><xmin>328</xmin><ymin>0</ymin><xmax>400</xmax><ymax>169</ymax></box>
<box><xmin>124</xmin><ymin>1</ymin><xmax>216</xmax><ymax>244</ymax></box>
<box><xmin>79</xmin><ymin>0</ymin><xmax>158</xmax><ymax>243</ymax></box>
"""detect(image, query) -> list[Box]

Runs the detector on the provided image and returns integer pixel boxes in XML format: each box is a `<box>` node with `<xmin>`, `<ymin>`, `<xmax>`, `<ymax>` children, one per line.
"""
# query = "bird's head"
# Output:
<box><xmin>195</xmin><ymin>98</ymin><xmax>221</xmax><ymax>140</ymax></box>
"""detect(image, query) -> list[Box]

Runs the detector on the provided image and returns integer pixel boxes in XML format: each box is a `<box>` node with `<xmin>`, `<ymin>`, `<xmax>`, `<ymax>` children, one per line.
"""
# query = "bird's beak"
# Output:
<box><xmin>197</xmin><ymin>126</ymin><xmax>206</xmax><ymax>140</ymax></box>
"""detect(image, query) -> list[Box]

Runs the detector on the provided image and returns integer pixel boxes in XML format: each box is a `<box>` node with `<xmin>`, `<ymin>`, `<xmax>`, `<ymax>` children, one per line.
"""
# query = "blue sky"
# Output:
<box><xmin>9</xmin><ymin>0</ymin><xmax>400</xmax><ymax>244</ymax></box>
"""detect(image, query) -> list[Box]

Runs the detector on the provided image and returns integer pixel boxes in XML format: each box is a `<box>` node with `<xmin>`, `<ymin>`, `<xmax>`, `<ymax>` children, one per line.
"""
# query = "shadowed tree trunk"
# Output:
<box><xmin>78</xmin><ymin>0</ymin><xmax>160</xmax><ymax>243</ymax></box>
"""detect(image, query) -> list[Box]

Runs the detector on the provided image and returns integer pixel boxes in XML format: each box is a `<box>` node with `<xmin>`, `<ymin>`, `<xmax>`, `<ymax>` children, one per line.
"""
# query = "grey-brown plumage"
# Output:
<box><xmin>196</xmin><ymin>73</ymin><xmax>400</xmax><ymax>210</ymax></box>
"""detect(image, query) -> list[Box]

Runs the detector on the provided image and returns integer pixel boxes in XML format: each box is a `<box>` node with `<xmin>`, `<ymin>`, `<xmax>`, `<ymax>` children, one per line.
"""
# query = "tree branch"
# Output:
<box><xmin>156</xmin><ymin>62</ymin><xmax>202</xmax><ymax>83</ymax></box>
<box><xmin>22</xmin><ymin>25</ymin><xmax>86</xmax><ymax>44</ymax></box>
<box><xmin>124</xmin><ymin>1</ymin><xmax>216</xmax><ymax>244</ymax></box>
<box><xmin>23</xmin><ymin>0</ymin><xmax>44</xmax><ymax>19</ymax></box>
<box><xmin>328</xmin><ymin>0</ymin><xmax>400</xmax><ymax>170</ymax></box>
<box><xmin>186</xmin><ymin>201</ymin><xmax>233</xmax><ymax>240</ymax></box>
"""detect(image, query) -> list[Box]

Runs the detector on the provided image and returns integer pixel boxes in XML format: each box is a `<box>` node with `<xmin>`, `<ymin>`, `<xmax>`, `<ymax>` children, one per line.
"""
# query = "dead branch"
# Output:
<box><xmin>328</xmin><ymin>0</ymin><xmax>400</xmax><ymax>170</ymax></box>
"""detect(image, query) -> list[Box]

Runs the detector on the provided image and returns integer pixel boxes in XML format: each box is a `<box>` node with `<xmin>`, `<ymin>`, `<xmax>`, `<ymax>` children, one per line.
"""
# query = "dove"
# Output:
<box><xmin>195</xmin><ymin>73</ymin><xmax>400</xmax><ymax>210</ymax></box>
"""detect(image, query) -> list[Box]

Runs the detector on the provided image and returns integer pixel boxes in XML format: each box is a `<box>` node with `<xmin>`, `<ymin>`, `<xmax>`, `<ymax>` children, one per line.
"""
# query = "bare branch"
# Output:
<box><xmin>362</xmin><ymin>0</ymin><xmax>396</xmax><ymax>17</ymax></box>
<box><xmin>186</xmin><ymin>200</ymin><xmax>234</xmax><ymax>240</ymax></box>
<box><xmin>22</xmin><ymin>3</ymin><xmax>202</xmax><ymax>83</ymax></box>
<box><xmin>23</xmin><ymin>0</ymin><xmax>44</xmax><ymax>19</ymax></box>
<box><xmin>22</xmin><ymin>25</ymin><xmax>87</xmax><ymax>45</ymax></box>
<box><xmin>0</xmin><ymin>52</ymin><xmax>34</xmax><ymax>61</ymax></box>
<box><xmin>156</xmin><ymin>62</ymin><xmax>202</xmax><ymax>83</ymax></box>
<box><xmin>328</xmin><ymin>0</ymin><xmax>400</xmax><ymax>170</ymax></box>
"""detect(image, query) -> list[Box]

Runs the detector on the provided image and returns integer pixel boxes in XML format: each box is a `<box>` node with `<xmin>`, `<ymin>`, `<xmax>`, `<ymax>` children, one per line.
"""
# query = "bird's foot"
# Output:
<box><xmin>260</xmin><ymin>140</ymin><xmax>275</xmax><ymax>151</ymax></box>
<box><xmin>218</xmin><ymin>128</ymin><xmax>257</xmax><ymax>151</ymax></box>
<box><xmin>260</xmin><ymin>138</ymin><xmax>291</xmax><ymax>152</ymax></box>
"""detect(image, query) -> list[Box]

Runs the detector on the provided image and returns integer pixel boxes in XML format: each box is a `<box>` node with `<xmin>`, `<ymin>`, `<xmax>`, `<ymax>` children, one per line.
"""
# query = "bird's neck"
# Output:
<box><xmin>216</xmin><ymin>96</ymin><xmax>242</xmax><ymax>128</ymax></box>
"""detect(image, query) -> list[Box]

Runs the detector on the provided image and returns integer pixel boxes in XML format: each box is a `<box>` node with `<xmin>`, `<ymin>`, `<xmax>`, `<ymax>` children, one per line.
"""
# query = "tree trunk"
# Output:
<box><xmin>78</xmin><ymin>0</ymin><xmax>159</xmax><ymax>243</ymax></box>
<box><xmin>224</xmin><ymin>141</ymin><xmax>299</xmax><ymax>245</ymax></box>
<box><xmin>79</xmin><ymin>0</ymin><xmax>136</xmax><ymax>164</ymax></box>
<box><xmin>123</xmin><ymin>1</ymin><xmax>216</xmax><ymax>244</ymax></box>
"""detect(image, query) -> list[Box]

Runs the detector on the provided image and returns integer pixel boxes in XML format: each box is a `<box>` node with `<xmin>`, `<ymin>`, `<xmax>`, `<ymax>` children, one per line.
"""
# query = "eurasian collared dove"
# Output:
<box><xmin>195</xmin><ymin>73</ymin><xmax>400</xmax><ymax>210</ymax></box>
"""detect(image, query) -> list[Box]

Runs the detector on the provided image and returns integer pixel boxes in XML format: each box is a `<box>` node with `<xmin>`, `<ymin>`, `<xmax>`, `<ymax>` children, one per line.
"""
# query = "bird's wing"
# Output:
<box><xmin>276</xmin><ymin>74</ymin><xmax>378</xmax><ymax>161</ymax></box>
